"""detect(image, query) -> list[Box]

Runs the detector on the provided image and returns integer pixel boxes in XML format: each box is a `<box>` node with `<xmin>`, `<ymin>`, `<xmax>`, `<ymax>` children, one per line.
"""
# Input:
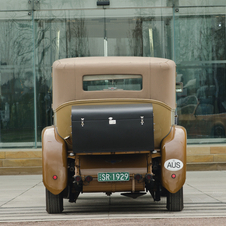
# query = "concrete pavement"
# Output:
<box><xmin>0</xmin><ymin>171</ymin><xmax>226</xmax><ymax>222</ymax></box>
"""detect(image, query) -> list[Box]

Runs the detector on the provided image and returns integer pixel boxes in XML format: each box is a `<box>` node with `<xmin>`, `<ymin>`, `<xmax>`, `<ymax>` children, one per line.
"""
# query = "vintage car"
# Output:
<box><xmin>42</xmin><ymin>57</ymin><xmax>187</xmax><ymax>213</ymax></box>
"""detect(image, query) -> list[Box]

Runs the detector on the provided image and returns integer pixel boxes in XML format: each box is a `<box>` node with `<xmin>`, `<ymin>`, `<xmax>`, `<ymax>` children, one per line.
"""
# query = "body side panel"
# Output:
<box><xmin>161</xmin><ymin>125</ymin><xmax>187</xmax><ymax>193</ymax></box>
<box><xmin>42</xmin><ymin>126</ymin><xmax>67</xmax><ymax>195</ymax></box>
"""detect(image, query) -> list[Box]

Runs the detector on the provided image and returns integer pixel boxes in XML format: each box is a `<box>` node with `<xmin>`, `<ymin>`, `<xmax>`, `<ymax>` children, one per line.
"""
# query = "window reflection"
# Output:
<box><xmin>0</xmin><ymin>69</ymin><xmax>35</xmax><ymax>143</ymax></box>
<box><xmin>177</xmin><ymin>65</ymin><xmax>226</xmax><ymax>139</ymax></box>
<box><xmin>0</xmin><ymin>19</ymin><xmax>34</xmax><ymax>145</ymax></box>
<box><xmin>1</xmin><ymin>4</ymin><xmax>226</xmax><ymax>146</ymax></box>
<box><xmin>83</xmin><ymin>74</ymin><xmax>142</xmax><ymax>91</ymax></box>
<box><xmin>175</xmin><ymin>12</ymin><xmax>226</xmax><ymax>140</ymax></box>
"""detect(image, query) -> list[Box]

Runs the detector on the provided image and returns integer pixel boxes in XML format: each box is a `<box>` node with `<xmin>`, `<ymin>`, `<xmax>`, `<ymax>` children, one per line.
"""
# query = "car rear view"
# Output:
<box><xmin>42</xmin><ymin>57</ymin><xmax>187</xmax><ymax>213</ymax></box>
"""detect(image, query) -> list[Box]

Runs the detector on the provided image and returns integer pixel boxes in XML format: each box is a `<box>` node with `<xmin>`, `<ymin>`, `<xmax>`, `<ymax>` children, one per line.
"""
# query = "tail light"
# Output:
<box><xmin>52</xmin><ymin>175</ymin><xmax>58</xmax><ymax>180</ymax></box>
<box><xmin>74</xmin><ymin>175</ymin><xmax>82</xmax><ymax>182</ymax></box>
<box><xmin>171</xmin><ymin>174</ymin><xmax>176</xmax><ymax>179</ymax></box>
<box><xmin>134</xmin><ymin>174</ymin><xmax>142</xmax><ymax>181</ymax></box>
<box><xmin>145</xmin><ymin>173</ymin><xmax>153</xmax><ymax>181</ymax></box>
<box><xmin>85</xmin><ymin>175</ymin><xmax>93</xmax><ymax>182</ymax></box>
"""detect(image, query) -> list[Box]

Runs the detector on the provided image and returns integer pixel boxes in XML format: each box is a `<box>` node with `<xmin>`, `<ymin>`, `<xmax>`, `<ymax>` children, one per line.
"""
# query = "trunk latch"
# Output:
<box><xmin>81</xmin><ymin>118</ymin><xmax>85</xmax><ymax>127</ymax></box>
<box><xmin>140</xmin><ymin>116</ymin><xmax>144</xmax><ymax>125</ymax></box>
<box><xmin>108</xmin><ymin>117</ymin><xmax>116</xmax><ymax>125</ymax></box>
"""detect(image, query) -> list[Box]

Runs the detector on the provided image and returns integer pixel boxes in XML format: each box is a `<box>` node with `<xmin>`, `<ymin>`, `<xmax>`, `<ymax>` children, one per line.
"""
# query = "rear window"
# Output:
<box><xmin>83</xmin><ymin>74</ymin><xmax>142</xmax><ymax>91</ymax></box>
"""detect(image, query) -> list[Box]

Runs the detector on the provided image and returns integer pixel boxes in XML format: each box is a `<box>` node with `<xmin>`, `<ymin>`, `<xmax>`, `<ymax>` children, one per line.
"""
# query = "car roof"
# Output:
<box><xmin>52</xmin><ymin>57</ymin><xmax>176</xmax><ymax>110</ymax></box>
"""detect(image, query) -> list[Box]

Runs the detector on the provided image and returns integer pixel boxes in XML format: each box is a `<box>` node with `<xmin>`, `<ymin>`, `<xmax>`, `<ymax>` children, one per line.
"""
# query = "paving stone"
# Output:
<box><xmin>5</xmin><ymin>151</ymin><xmax>42</xmax><ymax>159</ymax></box>
<box><xmin>210</xmin><ymin>146</ymin><xmax>226</xmax><ymax>154</ymax></box>
<box><xmin>187</xmin><ymin>155</ymin><xmax>214</xmax><ymax>163</ymax></box>
<box><xmin>214</xmin><ymin>154</ymin><xmax>226</xmax><ymax>162</ymax></box>
<box><xmin>187</xmin><ymin>146</ymin><xmax>210</xmax><ymax>156</ymax></box>
<box><xmin>0</xmin><ymin>167</ymin><xmax>42</xmax><ymax>175</ymax></box>
<box><xmin>0</xmin><ymin>152</ymin><xmax>5</xmax><ymax>159</ymax></box>
<box><xmin>3</xmin><ymin>159</ymin><xmax>42</xmax><ymax>168</ymax></box>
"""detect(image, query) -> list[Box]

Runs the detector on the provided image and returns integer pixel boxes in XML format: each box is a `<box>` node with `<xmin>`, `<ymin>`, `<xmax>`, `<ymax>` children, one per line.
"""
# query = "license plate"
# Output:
<box><xmin>98</xmin><ymin>172</ymin><xmax>130</xmax><ymax>182</ymax></box>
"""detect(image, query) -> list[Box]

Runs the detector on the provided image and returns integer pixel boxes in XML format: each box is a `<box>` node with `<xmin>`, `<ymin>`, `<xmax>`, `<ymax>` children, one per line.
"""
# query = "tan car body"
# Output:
<box><xmin>42</xmin><ymin>57</ymin><xmax>186</xmax><ymax>203</ymax></box>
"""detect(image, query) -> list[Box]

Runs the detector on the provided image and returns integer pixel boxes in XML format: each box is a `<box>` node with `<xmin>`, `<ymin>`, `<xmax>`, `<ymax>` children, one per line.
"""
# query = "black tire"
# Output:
<box><xmin>46</xmin><ymin>188</ymin><xmax>63</xmax><ymax>214</ymax></box>
<box><xmin>167</xmin><ymin>187</ymin><xmax>183</xmax><ymax>211</ymax></box>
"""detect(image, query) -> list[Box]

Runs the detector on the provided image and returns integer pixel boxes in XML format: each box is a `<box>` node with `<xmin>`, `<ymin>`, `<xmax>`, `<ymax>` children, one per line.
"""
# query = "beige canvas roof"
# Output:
<box><xmin>52</xmin><ymin>57</ymin><xmax>176</xmax><ymax>110</ymax></box>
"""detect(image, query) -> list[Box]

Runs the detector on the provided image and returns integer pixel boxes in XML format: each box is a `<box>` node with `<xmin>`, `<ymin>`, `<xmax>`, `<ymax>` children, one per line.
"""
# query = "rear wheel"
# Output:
<box><xmin>167</xmin><ymin>187</ymin><xmax>183</xmax><ymax>211</ymax></box>
<box><xmin>46</xmin><ymin>188</ymin><xmax>63</xmax><ymax>214</ymax></box>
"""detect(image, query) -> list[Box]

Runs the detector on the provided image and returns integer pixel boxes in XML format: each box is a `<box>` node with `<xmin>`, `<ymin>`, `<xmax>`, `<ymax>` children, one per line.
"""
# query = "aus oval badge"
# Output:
<box><xmin>164</xmin><ymin>159</ymin><xmax>183</xmax><ymax>171</ymax></box>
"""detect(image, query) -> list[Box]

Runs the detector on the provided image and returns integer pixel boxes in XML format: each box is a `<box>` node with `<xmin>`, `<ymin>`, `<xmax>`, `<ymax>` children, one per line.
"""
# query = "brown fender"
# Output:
<box><xmin>42</xmin><ymin>126</ymin><xmax>67</xmax><ymax>195</ymax></box>
<box><xmin>161</xmin><ymin>125</ymin><xmax>187</xmax><ymax>194</ymax></box>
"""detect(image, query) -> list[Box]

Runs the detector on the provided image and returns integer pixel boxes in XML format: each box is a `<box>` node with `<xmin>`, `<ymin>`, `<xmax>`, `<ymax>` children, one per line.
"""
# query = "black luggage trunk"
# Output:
<box><xmin>71</xmin><ymin>104</ymin><xmax>154</xmax><ymax>153</ymax></box>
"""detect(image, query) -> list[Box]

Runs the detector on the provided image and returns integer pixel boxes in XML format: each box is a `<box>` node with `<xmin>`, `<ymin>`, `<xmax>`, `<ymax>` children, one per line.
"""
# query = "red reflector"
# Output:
<box><xmin>74</xmin><ymin>175</ymin><xmax>82</xmax><ymax>182</ymax></box>
<box><xmin>134</xmin><ymin>174</ymin><xmax>142</xmax><ymax>181</ymax></box>
<box><xmin>171</xmin><ymin>174</ymin><xmax>176</xmax><ymax>179</ymax></box>
<box><xmin>145</xmin><ymin>174</ymin><xmax>152</xmax><ymax>181</ymax></box>
<box><xmin>85</xmin><ymin>175</ymin><xmax>93</xmax><ymax>182</ymax></box>
<box><xmin>53</xmin><ymin>175</ymin><xmax>58</xmax><ymax>180</ymax></box>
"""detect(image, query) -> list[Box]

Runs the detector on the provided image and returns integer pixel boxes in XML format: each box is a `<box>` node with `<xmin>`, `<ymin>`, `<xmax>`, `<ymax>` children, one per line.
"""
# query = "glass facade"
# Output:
<box><xmin>0</xmin><ymin>0</ymin><xmax>226</xmax><ymax>148</ymax></box>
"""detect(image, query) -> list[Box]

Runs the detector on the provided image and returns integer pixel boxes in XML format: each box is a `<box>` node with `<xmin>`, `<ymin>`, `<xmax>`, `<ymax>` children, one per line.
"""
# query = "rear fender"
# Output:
<box><xmin>42</xmin><ymin>126</ymin><xmax>67</xmax><ymax>195</ymax></box>
<box><xmin>161</xmin><ymin>125</ymin><xmax>187</xmax><ymax>194</ymax></box>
